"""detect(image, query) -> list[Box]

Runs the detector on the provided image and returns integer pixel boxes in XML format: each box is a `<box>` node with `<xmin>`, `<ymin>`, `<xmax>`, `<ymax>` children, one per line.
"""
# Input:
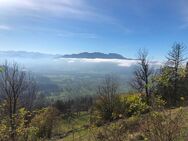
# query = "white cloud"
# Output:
<box><xmin>61</xmin><ymin>58</ymin><xmax>137</xmax><ymax>67</ymax></box>
<box><xmin>0</xmin><ymin>0</ymin><xmax>131</xmax><ymax>35</ymax></box>
<box><xmin>60</xmin><ymin>58</ymin><xmax>162</xmax><ymax>67</ymax></box>
<box><xmin>0</xmin><ymin>0</ymin><xmax>128</xmax><ymax>27</ymax></box>
<box><xmin>0</xmin><ymin>25</ymin><xmax>11</xmax><ymax>30</ymax></box>
<box><xmin>0</xmin><ymin>0</ymin><xmax>101</xmax><ymax>20</ymax></box>
<box><xmin>0</xmin><ymin>0</ymin><xmax>83</xmax><ymax>9</ymax></box>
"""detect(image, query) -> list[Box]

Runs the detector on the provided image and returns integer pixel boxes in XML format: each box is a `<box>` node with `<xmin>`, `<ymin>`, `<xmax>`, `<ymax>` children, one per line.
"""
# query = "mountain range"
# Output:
<box><xmin>61</xmin><ymin>52</ymin><xmax>129</xmax><ymax>59</ymax></box>
<box><xmin>0</xmin><ymin>51</ymin><xmax>134</xmax><ymax>60</ymax></box>
<box><xmin>0</xmin><ymin>51</ymin><xmax>54</xmax><ymax>59</ymax></box>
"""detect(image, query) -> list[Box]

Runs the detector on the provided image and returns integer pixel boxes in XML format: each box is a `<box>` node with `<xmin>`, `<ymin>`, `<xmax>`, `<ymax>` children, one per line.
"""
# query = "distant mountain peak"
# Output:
<box><xmin>0</xmin><ymin>51</ymin><xmax>135</xmax><ymax>60</ymax></box>
<box><xmin>61</xmin><ymin>52</ymin><xmax>132</xmax><ymax>60</ymax></box>
<box><xmin>0</xmin><ymin>50</ymin><xmax>55</xmax><ymax>58</ymax></box>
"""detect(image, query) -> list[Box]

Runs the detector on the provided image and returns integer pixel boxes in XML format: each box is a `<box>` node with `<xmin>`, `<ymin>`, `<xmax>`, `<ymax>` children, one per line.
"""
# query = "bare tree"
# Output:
<box><xmin>98</xmin><ymin>75</ymin><xmax>119</xmax><ymax>100</ymax></box>
<box><xmin>94</xmin><ymin>74</ymin><xmax>119</xmax><ymax>121</ymax></box>
<box><xmin>166</xmin><ymin>42</ymin><xmax>187</xmax><ymax>105</ymax></box>
<box><xmin>130</xmin><ymin>49</ymin><xmax>154</xmax><ymax>104</ymax></box>
<box><xmin>20</xmin><ymin>74</ymin><xmax>38</xmax><ymax>111</ymax></box>
<box><xmin>0</xmin><ymin>62</ymin><xmax>37</xmax><ymax>141</ymax></box>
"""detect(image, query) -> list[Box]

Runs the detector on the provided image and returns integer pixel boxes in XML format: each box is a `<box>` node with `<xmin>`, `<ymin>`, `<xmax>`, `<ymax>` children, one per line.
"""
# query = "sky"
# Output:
<box><xmin>0</xmin><ymin>0</ymin><xmax>188</xmax><ymax>60</ymax></box>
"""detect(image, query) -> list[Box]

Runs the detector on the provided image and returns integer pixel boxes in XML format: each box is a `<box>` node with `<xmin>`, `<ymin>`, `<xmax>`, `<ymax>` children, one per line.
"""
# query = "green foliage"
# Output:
<box><xmin>0</xmin><ymin>67</ymin><xmax>4</xmax><ymax>73</ymax></box>
<box><xmin>151</xmin><ymin>95</ymin><xmax>166</xmax><ymax>110</ymax></box>
<box><xmin>91</xmin><ymin>116</ymin><xmax>141</xmax><ymax>141</ymax></box>
<box><xmin>91</xmin><ymin>95</ymin><xmax>121</xmax><ymax>125</ymax></box>
<box><xmin>155</xmin><ymin>67</ymin><xmax>173</xmax><ymax>87</ymax></box>
<box><xmin>31</xmin><ymin>107</ymin><xmax>59</xmax><ymax>139</ymax></box>
<box><xmin>155</xmin><ymin>66</ymin><xmax>188</xmax><ymax>106</ymax></box>
<box><xmin>0</xmin><ymin>119</ymin><xmax>9</xmax><ymax>141</ymax></box>
<box><xmin>0</xmin><ymin>106</ymin><xmax>40</xmax><ymax>141</ymax></box>
<box><xmin>142</xmin><ymin>108</ymin><xmax>185</xmax><ymax>141</ymax></box>
<box><xmin>16</xmin><ymin>108</ymin><xmax>39</xmax><ymax>141</ymax></box>
<box><xmin>0</xmin><ymin>105</ymin><xmax>59</xmax><ymax>141</ymax></box>
<box><xmin>91</xmin><ymin>94</ymin><xmax>149</xmax><ymax>125</ymax></box>
<box><xmin>123</xmin><ymin>94</ymin><xmax>149</xmax><ymax>117</ymax></box>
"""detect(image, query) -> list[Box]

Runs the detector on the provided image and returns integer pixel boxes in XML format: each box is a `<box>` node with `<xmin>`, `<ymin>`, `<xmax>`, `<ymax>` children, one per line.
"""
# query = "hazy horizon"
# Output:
<box><xmin>0</xmin><ymin>0</ymin><xmax>188</xmax><ymax>60</ymax></box>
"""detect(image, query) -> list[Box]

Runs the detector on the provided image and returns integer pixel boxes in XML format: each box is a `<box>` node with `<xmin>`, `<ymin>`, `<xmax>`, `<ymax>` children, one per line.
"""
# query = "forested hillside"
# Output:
<box><xmin>1</xmin><ymin>43</ymin><xmax>188</xmax><ymax>141</ymax></box>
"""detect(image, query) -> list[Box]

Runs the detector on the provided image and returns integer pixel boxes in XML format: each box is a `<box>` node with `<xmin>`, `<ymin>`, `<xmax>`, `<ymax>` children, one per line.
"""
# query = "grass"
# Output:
<box><xmin>52</xmin><ymin>112</ymin><xmax>92</xmax><ymax>141</ymax></box>
<box><xmin>52</xmin><ymin>112</ymin><xmax>140</xmax><ymax>141</ymax></box>
<box><xmin>51</xmin><ymin>106</ymin><xmax>188</xmax><ymax>141</ymax></box>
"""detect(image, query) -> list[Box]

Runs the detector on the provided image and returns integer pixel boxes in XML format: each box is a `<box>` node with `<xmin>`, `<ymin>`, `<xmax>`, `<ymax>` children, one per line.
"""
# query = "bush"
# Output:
<box><xmin>16</xmin><ymin>108</ymin><xmax>39</xmax><ymax>141</ymax></box>
<box><xmin>142</xmin><ymin>107</ymin><xmax>185</xmax><ymax>141</ymax></box>
<box><xmin>0</xmin><ymin>106</ymin><xmax>39</xmax><ymax>141</ymax></box>
<box><xmin>31</xmin><ymin>107</ymin><xmax>59</xmax><ymax>139</ymax></box>
<box><xmin>90</xmin><ymin>95</ymin><xmax>123</xmax><ymax>125</ymax></box>
<box><xmin>91</xmin><ymin>116</ymin><xmax>141</xmax><ymax>141</ymax></box>
<box><xmin>123</xmin><ymin>94</ymin><xmax>149</xmax><ymax>117</ymax></box>
<box><xmin>0</xmin><ymin>120</ymin><xmax>9</xmax><ymax>141</ymax></box>
<box><xmin>0</xmin><ymin>102</ymin><xmax>9</xmax><ymax>141</ymax></box>
<box><xmin>90</xmin><ymin>94</ymin><xmax>149</xmax><ymax>125</ymax></box>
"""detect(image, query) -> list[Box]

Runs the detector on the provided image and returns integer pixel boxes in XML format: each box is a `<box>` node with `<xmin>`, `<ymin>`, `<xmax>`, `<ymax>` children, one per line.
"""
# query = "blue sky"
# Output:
<box><xmin>0</xmin><ymin>0</ymin><xmax>188</xmax><ymax>60</ymax></box>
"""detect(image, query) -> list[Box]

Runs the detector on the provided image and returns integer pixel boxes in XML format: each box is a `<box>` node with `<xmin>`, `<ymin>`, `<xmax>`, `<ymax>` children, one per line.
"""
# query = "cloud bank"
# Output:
<box><xmin>59</xmin><ymin>58</ymin><xmax>162</xmax><ymax>67</ymax></box>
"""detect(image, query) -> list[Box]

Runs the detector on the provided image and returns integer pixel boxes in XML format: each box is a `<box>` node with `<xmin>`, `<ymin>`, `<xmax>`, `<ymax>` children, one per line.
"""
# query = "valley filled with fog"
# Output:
<box><xmin>0</xmin><ymin>51</ymin><xmax>143</xmax><ymax>99</ymax></box>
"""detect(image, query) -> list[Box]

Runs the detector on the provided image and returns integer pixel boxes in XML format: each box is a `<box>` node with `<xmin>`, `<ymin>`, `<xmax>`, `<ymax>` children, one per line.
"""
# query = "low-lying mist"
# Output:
<box><xmin>0</xmin><ymin>51</ymin><xmax>160</xmax><ymax>98</ymax></box>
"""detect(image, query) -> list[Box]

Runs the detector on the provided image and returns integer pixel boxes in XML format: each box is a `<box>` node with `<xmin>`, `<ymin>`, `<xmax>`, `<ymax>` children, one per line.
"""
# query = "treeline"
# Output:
<box><xmin>131</xmin><ymin>42</ymin><xmax>188</xmax><ymax>107</ymax></box>
<box><xmin>53</xmin><ymin>96</ymin><xmax>93</xmax><ymax>117</ymax></box>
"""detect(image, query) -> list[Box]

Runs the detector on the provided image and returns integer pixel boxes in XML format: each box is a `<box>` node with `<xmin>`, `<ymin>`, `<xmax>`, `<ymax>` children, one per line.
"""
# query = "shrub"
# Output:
<box><xmin>91</xmin><ymin>94</ymin><xmax>149</xmax><ymax>125</ymax></box>
<box><xmin>16</xmin><ymin>108</ymin><xmax>39</xmax><ymax>141</ymax></box>
<box><xmin>31</xmin><ymin>107</ymin><xmax>59</xmax><ymax>139</ymax></box>
<box><xmin>142</xmin><ymin>107</ymin><xmax>185</xmax><ymax>141</ymax></box>
<box><xmin>0</xmin><ymin>120</ymin><xmax>9</xmax><ymax>141</ymax></box>
<box><xmin>91</xmin><ymin>116</ymin><xmax>141</xmax><ymax>141</ymax></box>
<box><xmin>123</xmin><ymin>94</ymin><xmax>149</xmax><ymax>117</ymax></box>
<box><xmin>0</xmin><ymin>102</ymin><xmax>9</xmax><ymax>141</ymax></box>
<box><xmin>90</xmin><ymin>95</ymin><xmax>123</xmax><ymax>125</ymax></box>
<box><xmin>0</xmin><ymin>106</ymin><xmax>38</xmax><ymax>141</ymax></box>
